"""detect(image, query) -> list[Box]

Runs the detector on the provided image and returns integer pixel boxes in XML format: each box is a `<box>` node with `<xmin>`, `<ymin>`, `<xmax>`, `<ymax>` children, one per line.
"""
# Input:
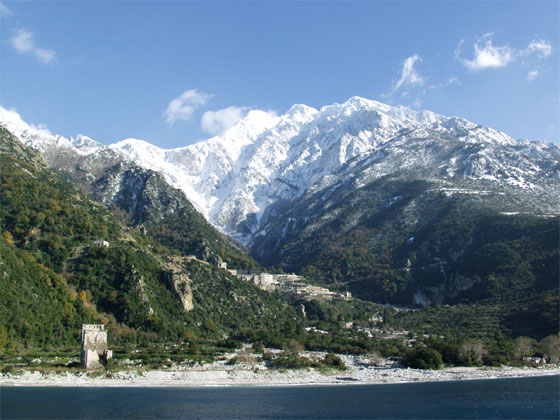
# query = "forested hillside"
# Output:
<box><xmin>254</xmin><ymin>171</ymin><xmax>559</xmax><ymax>339</ymax></box>
<box><xmin>0</xmin><ymin>128</ymin><xmax>296</xmax><ymax>349</ymax></box>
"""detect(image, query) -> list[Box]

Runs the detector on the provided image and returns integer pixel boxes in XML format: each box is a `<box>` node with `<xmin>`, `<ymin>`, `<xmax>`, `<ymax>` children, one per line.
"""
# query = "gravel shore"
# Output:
<box><xmin>2</xmin><ymin>353</ymin><xmax>558</xmax><ymax>387</ymax></box>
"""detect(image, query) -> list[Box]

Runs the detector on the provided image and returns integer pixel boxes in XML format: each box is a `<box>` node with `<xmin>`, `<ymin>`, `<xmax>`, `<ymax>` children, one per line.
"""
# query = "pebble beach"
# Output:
<box><xmin>2</xmin><ymin>352</ymin><xmax>558</xmax><ymax>388</ymax></box>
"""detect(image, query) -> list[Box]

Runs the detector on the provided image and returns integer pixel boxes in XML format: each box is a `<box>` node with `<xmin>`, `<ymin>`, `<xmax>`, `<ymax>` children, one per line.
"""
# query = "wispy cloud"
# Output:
<box><xmin>392</xmin><ymin>54</ymin><xmax>424</xmax><ymax>93</ymax></box>
<box><xmin>0</xmin><ymin>1</ymin><xmax>12</xmax><ymax>17</ymax></box>
<box><xmin>527</xmin><ymin>70</ymin><xmax>540</xmax><ymax>81</ymax></box>
<box><xmin>201</xmin><ymin>106</ymin><xmax>249</xmax><ymax>135</ymax></box>
<box><xmin>163</xmin><ymin>89</ymin><xmax>213</xmax><ymax>125</ymax></box>
<box><xmin>10</xmin><ymin>29</ymin><xmax>56</xmax><ymax>65</ymax></box>
<box><xmin>523</xmin><ymin>39</ymin><xmax>553</xmax><ymax>58</ymax></box>
<box><xmin>380</xmin><ymin>54</ymin><xmax>427</xmax><ymax>108</ymax></box>
<box><xmin>428</xmin><ymin>76</ymin><xmax>460</xmax><ymax>90</ymax></box>
<box><xmin>412</xmin><ymin>97</ymin><xmax>423</xmax><ymax>109</ymax></box>
<box><xmin>456</xmin><ymin>33</ymin><xmax>514</xmax><ymax>71</ymax></box>
<box><xmin>456</xmin><ymin>33</ymin><xmax>553</xmax><ymax>73</ymax></box>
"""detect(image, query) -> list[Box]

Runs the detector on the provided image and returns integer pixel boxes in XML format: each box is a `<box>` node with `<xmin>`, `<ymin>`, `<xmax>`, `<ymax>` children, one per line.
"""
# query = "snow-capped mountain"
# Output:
<box><xmin>2</xmin><ymin>97</ymin><xmax>559</xmax><ymax>306</ymax></box>
<box><xmin>2</xmin><ymin>97</ymin><xmax>559</xmax><ymax>247</ymax></box>
<box><xmin>102</xmin><ymin>97</ymin><xmax>560</xmax><ymax>244</ymax></box>
<box><xmin>0</xmin><ymin>107</ymin><xmax>106</xmax><ymax>157</ymax></box>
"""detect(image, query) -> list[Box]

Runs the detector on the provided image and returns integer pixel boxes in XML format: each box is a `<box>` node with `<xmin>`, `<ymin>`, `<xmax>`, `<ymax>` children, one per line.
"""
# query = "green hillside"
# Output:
<box><xmin>254</xmin><ymin>173</ymin><xmax>559</xmax><ymax>339</ymax></box>
<box><xmin>0</xmin><ymin>127</ymin><xmax>296</xmax><ymax>350</ymax></box>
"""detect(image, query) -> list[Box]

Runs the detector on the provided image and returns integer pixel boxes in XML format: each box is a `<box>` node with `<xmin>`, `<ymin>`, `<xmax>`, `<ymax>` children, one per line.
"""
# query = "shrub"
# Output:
<box><xmin>404</xmin><ymin>346</ymin><xmax>443</xmax><ymax>370</ymax></box>
<box><xmin>268</xmin><ymin>351</ymin><xmax>313</xmax><ymax>369</ymax></box>
<box><xmin>321</xmin><ymin>353</ymin><xmax>346</xmax><ymax>370</ymax></box>
<box><xmin>252</xmin><ymin>342</ymin><xmax>264</xmax><ymax>354</ymax></box>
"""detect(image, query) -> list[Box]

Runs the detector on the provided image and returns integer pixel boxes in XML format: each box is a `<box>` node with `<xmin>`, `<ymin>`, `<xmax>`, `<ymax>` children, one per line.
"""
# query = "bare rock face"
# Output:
<box><xmin>165</xmin><ymin>256</ymin><xmax>194</xmax><ymax>312</ymax></box>
<box><xmin>130</xmin><ymin>266</ymin><xmax>155</xmax><ymax>315</ymax></box>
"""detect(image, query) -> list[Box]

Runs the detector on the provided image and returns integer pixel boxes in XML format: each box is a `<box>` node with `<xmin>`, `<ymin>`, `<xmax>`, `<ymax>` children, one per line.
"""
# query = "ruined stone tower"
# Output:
<box><xmin>81</xmin><ymin>324</ymin><xmax>112</xmax><ymax>369</ymax></box>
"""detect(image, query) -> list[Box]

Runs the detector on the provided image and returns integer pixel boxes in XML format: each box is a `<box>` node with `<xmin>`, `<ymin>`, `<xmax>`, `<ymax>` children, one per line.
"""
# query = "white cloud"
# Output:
<box><xmin>0</xmin><ymin>105</ymin><xmax>52</xmax><ymax>136</ymax></box>
<box><xmin>163</xmin><ymin>89</ymin><xmax>213</xmax><ymax>125</ymax></box>
<box><xmin>10</xmin><ymin>29</ymin><xmax>56</xmax><ymax>65</ymax></box>
<box><xmin>0</xmin><ymin>2</ymin><xmax>12</xmax><ymax>17</ymax></box>
<box><xmin>0</xmin><ymin>106</ymin><xmax>27</xmax><ymax>127</ymax></box>
<box><xmin>523</xmin><ymin>39</ymin><xmax>553</xmax><ymax>58</ymax></box>
<box><xmin>412</xmin><ymin>97</ymin><xmax>423</xmax><ymax>109</ymax></box>
<box><xmin>456</xmin><ymin>33</ymin><xmax>514</xmax><ymax>71</ymax></box>
<box><xmin>429</xmin><ymin>76</ymin><xmax>460</xmax><ymax>90</ymax></box>
<box><xmin>392</xmin><ymin>55</ymin><xmax>424</xmax><ymax>92</ymax></box>
<box><xmin>527</xmin><ymin>70</ymin><xmax>540</xmax><ymax>81</ymax></box>
<box><xmin>457</xmin><ymin>34</ymin><xmax>553</xmax><ymax>75</ymax></box>
<box><xmin>446</xmin><ymin>76</ymin><xmax>460</xmax><ymax>86</ymax></box>
<box><xmin>201</xmin><ymin>106</ymin><xmax>249</xmax><ymax>135</ymax></box>
<box><xmin>381</xmin><ymin>55</ymin><xmax>427</xmax><ymax>108</ymax></box>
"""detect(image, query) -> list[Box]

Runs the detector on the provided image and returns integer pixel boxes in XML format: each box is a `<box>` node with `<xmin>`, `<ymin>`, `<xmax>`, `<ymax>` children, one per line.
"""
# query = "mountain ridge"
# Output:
<box><xmin>2</xmin><ymin>97</ymin><xmax>558</xmax><ymax>246</ymax></box>
<box><xmin>1</xmin><ymin>98</ymin><xmax>558</xmax><ymax>334</ymax></box>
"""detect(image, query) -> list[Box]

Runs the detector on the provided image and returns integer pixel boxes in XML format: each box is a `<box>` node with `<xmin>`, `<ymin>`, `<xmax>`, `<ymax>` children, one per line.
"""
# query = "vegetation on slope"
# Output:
<box><xmin>0</xmin><ymin>236</ymin><xmax>96</xmax><ymax>349</ymax></box>
<box><xmin>1</xmin><ymin>126</ymin><xmax>558</xmax><ymax>371</ymax></box>
<box><xmin>256</xmin><ymin>173</ymin><xmax>559</xmax><ymax>339</ymax></box>
<box><xmin>93</xmin><ymin>164</ymin><xmax>260</xmax><ymax>270</ymax></box>
<box><xmin>0</xmin><ymin>127</ymin><xmax>296</xmax><ymax>349</ymax></box>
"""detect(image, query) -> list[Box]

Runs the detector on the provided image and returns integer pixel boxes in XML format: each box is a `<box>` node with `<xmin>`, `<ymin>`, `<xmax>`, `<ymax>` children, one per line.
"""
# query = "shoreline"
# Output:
<box><xmin>2</xmin><ymin>365</ymin><xmax>558</xmax><ymax>388</ymax></box>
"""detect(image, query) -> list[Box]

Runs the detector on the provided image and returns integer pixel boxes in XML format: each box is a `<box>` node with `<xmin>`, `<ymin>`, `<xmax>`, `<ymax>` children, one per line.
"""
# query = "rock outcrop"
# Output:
<box><xmin>165</xmin><ymin>256</ymin><xmax>194</xmax><ymax>312</ymax></box>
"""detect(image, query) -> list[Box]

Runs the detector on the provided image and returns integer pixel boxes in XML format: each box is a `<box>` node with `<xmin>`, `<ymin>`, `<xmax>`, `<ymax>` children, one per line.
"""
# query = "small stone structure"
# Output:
<box><xmin>92</xmin><ymin>240</ymin><xmax>110</xmax><ymax>248</ymax></box>
<box><xmin>81</xmin><ymin>324</ymin><xmax>112</xmax><ymax>369</ymax></box>
<box><xmin>229</xmin><ymin>269</ymin><xmax>340</xmax><ymax>300</ymax></box>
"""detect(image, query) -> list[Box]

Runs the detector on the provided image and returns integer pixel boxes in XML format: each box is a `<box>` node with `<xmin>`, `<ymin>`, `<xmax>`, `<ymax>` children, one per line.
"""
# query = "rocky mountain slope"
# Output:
<box><xmin>4</xmin><ymin>98</ymin><xmax>558</xmax><ymax>245</ymax></box>
<box><xmin>1</xmin><ymin>98</ymin><xmax>558</xmax><ymax>312</ymax></box>
<box><xmin>108</xmin><ymin>98</ymin><xmax>560</xmax><ymax>246</ymax></box>
<box><xmin>0</xmin><ymin>108</ymin><xmax>258</xmax><ymax>270</ymax></box>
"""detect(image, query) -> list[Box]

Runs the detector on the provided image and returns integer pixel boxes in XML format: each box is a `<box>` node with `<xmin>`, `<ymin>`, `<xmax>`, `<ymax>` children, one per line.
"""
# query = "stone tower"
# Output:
<box><xmin>81</xmin><ymin>324</ymin><xmax>112</xmax><ymax>369</ymax></box>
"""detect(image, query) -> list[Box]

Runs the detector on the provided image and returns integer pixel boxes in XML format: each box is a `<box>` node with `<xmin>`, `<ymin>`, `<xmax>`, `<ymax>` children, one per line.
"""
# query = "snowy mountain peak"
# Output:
<box><xmin>221</xmin><ymin>109</ymin><xmax>279</xmax><ymax>142</ymax></box>
<box><xmin>70</xmin><ymin>134</ymin><xmax>106</xmax><ymax>155</ymax></box>
<box><xmin>2</xmin><ymin>99</ymin><xmax>558</xmax><ymax>245</ymax></box>
<box><xmin>112</xmin><ymin>138</ymin><xmax>164</xmax><ymax>157</ymax></box>
<box><xmin>341</xmin><ymin>96</ymin><xmax>392</xmax><ymax>112</ymax></box>
<box><xmin>284</xmin><ymin>104</ymin><xmax>319</xmax><ymax>122</ymax></box>
<box><xmin>72</xmin><ymin>134</ymin><xmax>96</xmax><ymax>147</ymax></box>
<box><xmin>0</xmin><ymin>106</ymin><xmax>56</xmax><ymax>151</ymax></box>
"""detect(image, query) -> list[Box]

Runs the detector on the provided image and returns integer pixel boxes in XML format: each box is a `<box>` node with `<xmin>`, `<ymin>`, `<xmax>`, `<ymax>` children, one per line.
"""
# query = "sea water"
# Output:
<box><xmin>1</xmin><ymin>375</ymin><xmax>558</xmax><ymax>419</ymax></box>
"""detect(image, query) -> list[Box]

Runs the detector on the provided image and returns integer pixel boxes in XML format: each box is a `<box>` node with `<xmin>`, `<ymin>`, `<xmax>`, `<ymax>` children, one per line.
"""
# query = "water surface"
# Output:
<box><xmin>1</xmin><ymin>375</ymin><xmax>558</xmax><ymax>419</ymax></box>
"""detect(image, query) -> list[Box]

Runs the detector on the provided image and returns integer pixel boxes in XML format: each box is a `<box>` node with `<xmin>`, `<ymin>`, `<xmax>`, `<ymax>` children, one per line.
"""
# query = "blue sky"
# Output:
<box><xmin>1</xmin><ymin>1</ymin><xmax>558</xmax><ymax>148</ymax></box>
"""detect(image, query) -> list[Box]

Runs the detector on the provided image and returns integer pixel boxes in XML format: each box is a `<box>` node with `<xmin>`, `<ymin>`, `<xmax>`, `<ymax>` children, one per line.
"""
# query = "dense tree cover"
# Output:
<box><xmin>266</xmin><ymin>351</ymin><xmax>346</xmax><ymax>371</ymax></box>
<box><xmin>0</xmin><ymin>129</ymin><xmax>298</xmax><ymax>349</ymax></box>
<box><xmin>390</xmin><ymin>293</ymin><xmax>558</xmax><ymax>342</ymax></box>
<box><xmin>0</xmin><ymin>154</ymin><xmax>120</xmax><ymax>272</ymax></box>
<box><xmin>0</xmin><ymin>237</ymin><xmax>96</xmax><ymax>350</ymax></box>
<box><xmin>146</xmin><ymin>205</ymin><xmax>260</xmax><ymax>270</ymax></box>
<box><xmin>256</xmin><ymin>174</ymin><xmax>558</xmax><ymax>339</ymax></box>
<box><xmin>403</xmin><ymin>346</ymin><xmax>443</xmax><ymax>369</ymax></box>
<box><xmin>400</xmin><ymin>333</ymin><xmax>560</xmax><ymax>369</ymax></box>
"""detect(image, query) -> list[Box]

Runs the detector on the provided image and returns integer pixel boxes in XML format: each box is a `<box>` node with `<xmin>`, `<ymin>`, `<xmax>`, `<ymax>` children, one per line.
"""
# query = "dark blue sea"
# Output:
<box><xmin>1</xmin><ymin>375</ymin><xmax>558</xmax><ymax>419</ymax></box>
